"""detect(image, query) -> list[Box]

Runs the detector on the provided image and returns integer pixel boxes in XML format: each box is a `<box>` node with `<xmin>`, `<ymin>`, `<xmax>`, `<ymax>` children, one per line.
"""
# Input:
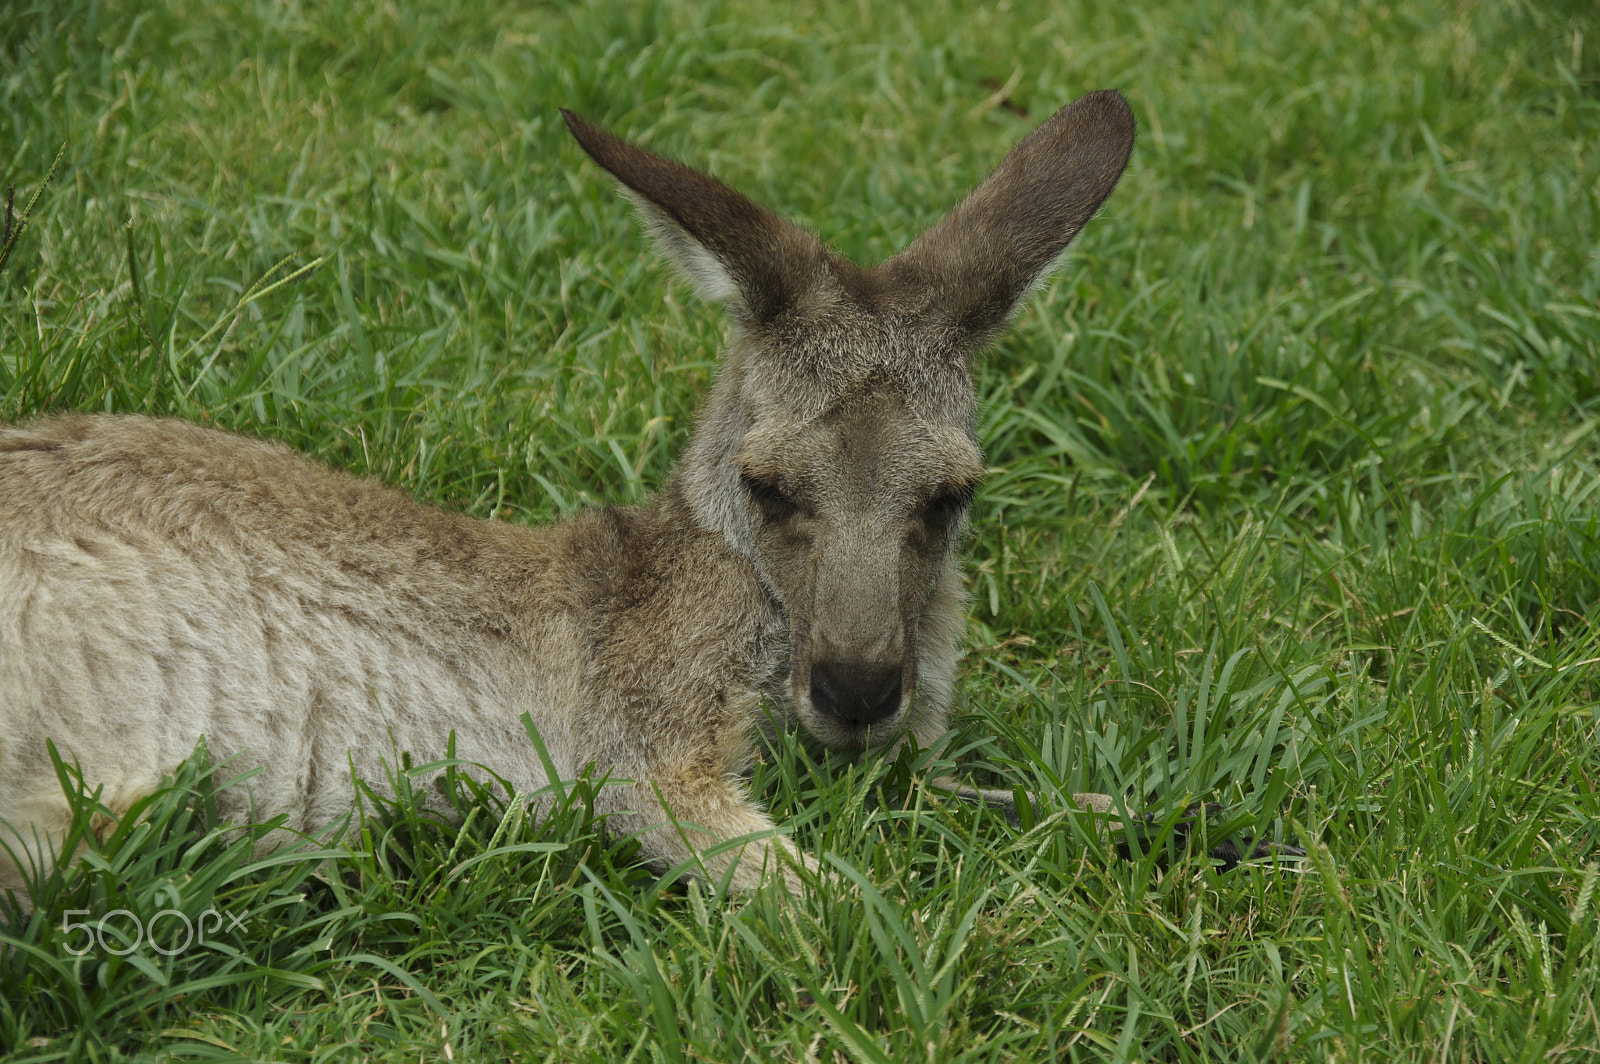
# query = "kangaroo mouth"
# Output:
<box><xmin>804</xmin><ymin>715</ymin><xmax>895</xmax><ymax>751</ymax></box>
<box><xmin>793</xmin><ymin>694</ymin><xmax>908</xmax><ymax>752</ymax></box>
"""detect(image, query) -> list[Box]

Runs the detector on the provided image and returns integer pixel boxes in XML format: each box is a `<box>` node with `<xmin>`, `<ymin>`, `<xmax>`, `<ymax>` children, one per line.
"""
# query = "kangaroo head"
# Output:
<box><xmin>564</xmin><ymin>92</ymin><xmax>1134</xmax><ymax>751</ymax></box>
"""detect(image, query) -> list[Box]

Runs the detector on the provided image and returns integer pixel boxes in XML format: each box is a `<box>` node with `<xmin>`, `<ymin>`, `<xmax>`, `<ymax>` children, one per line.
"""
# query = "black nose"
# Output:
<box><xmin>809</xmin><ymin>661</ymin><xmax>902</xmax><ymax>726</ymax></box>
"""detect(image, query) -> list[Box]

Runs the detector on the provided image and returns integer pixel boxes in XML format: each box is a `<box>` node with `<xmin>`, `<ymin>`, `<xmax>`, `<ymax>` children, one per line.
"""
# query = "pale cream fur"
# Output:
<box><xmin>0</xmin><ymin>91</ymin><xmax>1136</xmax><ymax>898</ymax></box>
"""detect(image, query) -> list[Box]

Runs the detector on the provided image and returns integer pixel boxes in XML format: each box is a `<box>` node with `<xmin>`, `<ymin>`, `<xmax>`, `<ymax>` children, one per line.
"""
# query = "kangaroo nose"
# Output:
<box><xmin>809</xmin><ymin>661</ymin><xmax>902</xmax><ymax>726</ymax></box>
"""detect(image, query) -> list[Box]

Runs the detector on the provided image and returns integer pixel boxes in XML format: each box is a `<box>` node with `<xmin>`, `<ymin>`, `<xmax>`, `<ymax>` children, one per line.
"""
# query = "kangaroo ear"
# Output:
<box><xmin>879</xmin><ymin>90</ymin><xmax>1135</xmax><ymax>346</ymax></box>
<box><xmin>563</xmin><ymin>110</ymin><xmax>824</xmax><ymax>325</ymax></box>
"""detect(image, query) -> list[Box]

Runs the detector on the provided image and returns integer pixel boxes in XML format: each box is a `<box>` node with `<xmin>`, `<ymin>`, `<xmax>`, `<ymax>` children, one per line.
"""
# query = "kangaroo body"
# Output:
<box><xmin>0</xmin><ymin>92</ymin><xmax>1136</xmax><ymax>896</ymax></box>
<box><xmin>0</xmin><ymin>414</ymin><xmax>819</xmax><ymax>891</ymax></box>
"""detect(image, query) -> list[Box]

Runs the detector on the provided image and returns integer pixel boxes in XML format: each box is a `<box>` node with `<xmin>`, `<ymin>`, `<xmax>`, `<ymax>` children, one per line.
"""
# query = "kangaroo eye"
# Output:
<box><xmin>923</xmin><ymin>484</ymin><xmax>974</xmax><ymax>526</ymax></box>
<box><xmin>742</xmin><ymin>475</ymin><xmax>798</xmax><ymax>518</ymax></box>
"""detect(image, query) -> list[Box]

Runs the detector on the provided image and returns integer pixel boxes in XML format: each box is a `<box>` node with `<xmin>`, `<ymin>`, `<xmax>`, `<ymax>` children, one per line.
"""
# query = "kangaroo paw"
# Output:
<box><xmin>927</xmin><ymin>779</ymin><xmax>1303</xmax><ymax>872</ymax></box>
<box><xmin>1118</xmin><ymin>802</ymin><xmax>1306</xmax><ymax>871</ymax></box>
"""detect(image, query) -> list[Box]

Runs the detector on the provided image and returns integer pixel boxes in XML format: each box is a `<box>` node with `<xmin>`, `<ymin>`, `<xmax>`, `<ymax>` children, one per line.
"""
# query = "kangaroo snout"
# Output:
<box><xmin>810</xmin><ymin>660</ymin><xmax>903</xmax><ymax>727</ymax></box>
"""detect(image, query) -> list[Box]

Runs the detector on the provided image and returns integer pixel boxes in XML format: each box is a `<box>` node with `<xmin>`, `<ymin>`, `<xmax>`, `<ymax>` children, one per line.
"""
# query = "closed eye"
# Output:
<box><xmin>923</xmin><ymin>482</ymin><xmax>976</xmax><ymax>526</ymax></box>
<box><xmin>742</xmin><ymin>475</ymin><xmax>799</xmax><ymax>519</ymax></box>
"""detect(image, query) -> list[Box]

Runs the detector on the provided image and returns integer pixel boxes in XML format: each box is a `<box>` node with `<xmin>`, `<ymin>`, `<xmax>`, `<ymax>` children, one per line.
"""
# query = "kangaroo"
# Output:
<box><xmin>0</xmin><ymin>91</ymin><xmax>1137</xmax><ymax>899</ymax></box>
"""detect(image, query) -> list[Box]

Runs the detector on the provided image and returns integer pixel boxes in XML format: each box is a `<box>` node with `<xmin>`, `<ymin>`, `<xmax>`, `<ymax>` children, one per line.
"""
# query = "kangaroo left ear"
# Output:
<box><xmin>875</xmin><ymin>90</ymin><xmax>1136</xmax><ymax>348</ymax></box>
<box><xmin>563</xmin><ymin>110</ymin><xmax>826</xmax><ymax>325</ymax></box>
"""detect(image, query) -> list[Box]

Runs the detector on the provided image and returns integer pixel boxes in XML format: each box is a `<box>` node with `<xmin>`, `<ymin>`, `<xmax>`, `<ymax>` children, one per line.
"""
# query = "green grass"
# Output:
<box><xmin>3</xmin><ymin>0</ymin><xmax>1599</xmax><ymax>1058</ymax></box>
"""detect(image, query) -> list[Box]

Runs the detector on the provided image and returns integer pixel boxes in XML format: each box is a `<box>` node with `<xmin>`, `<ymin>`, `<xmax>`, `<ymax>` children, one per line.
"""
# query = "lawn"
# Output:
<box><xmin>2</xmin><ymin>0</ymin><xmax>1599</xmax><ymax>1059</ymax></box>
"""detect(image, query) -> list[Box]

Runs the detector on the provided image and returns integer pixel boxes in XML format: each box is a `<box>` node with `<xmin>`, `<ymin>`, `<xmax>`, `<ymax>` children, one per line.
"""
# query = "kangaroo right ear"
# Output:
<box><xmin>880</xmin><ymin>90</ymin><xmax>1136</xmax><ymax>348</ymax></box>
<box><xmin>563</xmin><ymin>110</ymin><xmax>824</xmax><ymax>326</ymax></box>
